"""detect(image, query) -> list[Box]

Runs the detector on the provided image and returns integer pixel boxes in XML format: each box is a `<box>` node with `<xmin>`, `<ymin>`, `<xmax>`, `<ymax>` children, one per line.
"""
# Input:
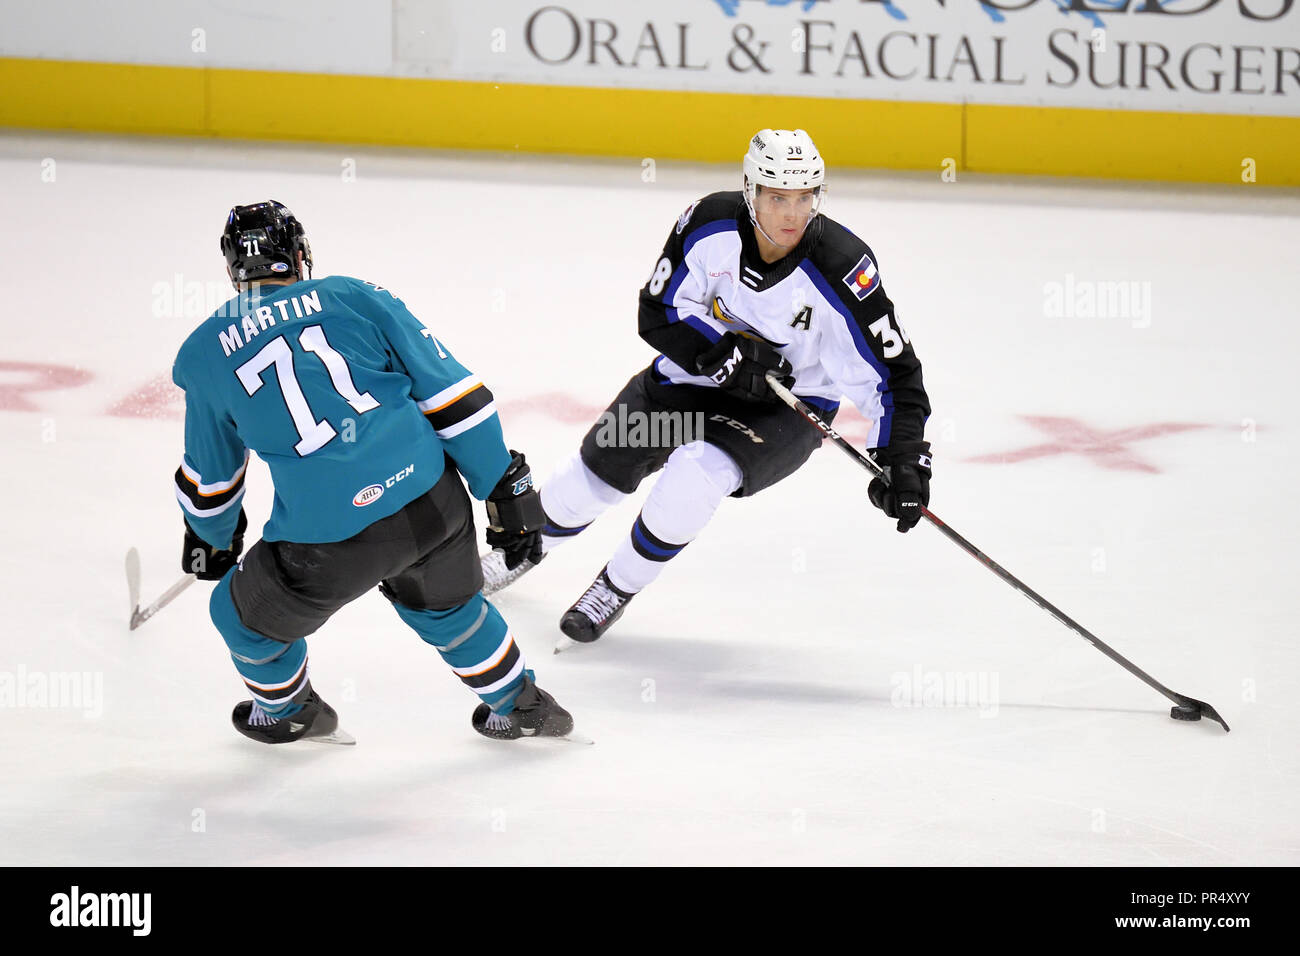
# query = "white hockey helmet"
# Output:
<box><xmin>742</xmin><ymin>128</ymin><xmax>826</xmax><ymax>225</ymax></box>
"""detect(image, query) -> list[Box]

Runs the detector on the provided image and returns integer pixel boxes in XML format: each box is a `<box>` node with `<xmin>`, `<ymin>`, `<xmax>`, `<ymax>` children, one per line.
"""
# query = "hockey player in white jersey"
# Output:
<box><xmin>483</xmin><ymin>129</ymin><xmax>932</xmax><ymax>644</ymax></box>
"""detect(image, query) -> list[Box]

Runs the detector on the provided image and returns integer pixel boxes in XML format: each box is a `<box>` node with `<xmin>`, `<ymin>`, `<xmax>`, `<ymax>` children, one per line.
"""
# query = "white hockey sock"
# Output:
<box><xmin>605</xmin><ymin>442</ymin><xmax>742</xmax><ymax>594</ymax></box>
<box><xmin>539</xmin><ymin>451</ymin><xmax>628</xmax><ymax>553</ymax></box>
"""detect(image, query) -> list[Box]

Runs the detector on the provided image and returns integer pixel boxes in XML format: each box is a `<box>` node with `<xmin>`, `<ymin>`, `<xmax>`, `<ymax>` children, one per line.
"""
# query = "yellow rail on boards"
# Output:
<box><xmin>2</xmin><ymin>57</ymin><xmax>1295</xmax><ymax>186</ymax></box>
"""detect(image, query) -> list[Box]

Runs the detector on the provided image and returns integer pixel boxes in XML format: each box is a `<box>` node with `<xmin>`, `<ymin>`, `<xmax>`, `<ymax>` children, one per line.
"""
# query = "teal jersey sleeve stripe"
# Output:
<box><xmin>174</xmin><ymin>372</ymin><xmax>250</xmax><ymax>549</ymax></box>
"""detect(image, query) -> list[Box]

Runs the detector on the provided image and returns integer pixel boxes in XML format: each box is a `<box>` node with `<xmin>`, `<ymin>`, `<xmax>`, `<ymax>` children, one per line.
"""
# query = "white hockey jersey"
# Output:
<box><xmin>637</xmin><ymin>191</ymin><xmax>929</xmax><ymax>448</ymax></box>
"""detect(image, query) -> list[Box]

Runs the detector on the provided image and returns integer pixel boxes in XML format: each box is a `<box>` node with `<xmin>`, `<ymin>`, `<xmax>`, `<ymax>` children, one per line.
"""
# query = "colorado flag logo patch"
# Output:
<box><xmin>843</xmin><ymin>252</ymin><xmax>880</xmax><ymax>301</ymax></box>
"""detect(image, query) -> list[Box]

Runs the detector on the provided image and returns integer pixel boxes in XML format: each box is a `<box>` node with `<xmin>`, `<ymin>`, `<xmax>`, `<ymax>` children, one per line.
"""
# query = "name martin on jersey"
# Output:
<box><xmin>215</xmin><ymin>289</ymin><xmax>324</xmax><ymax>357</ymax></box>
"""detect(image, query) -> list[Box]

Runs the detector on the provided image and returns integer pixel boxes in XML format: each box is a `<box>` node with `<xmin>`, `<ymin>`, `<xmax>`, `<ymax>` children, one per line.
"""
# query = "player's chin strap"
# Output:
<box><xmin>747</xmin><ymin>205</ymin><xmax>819</xmax><ymax>250</ymax></box>
<box><xmin>744</xmin><ymin>182</ymin><xmax>824</xmax><ymax>249</ymax></box>
<box><xmin>763</xmin><ymin>372</ymin><xmax>1230</xmax><ymax>734</ymax></box>
<box><xmin>748</xmin><ymin>211</ymin><xmax>821</xmax><ymax>251</ymax></box>
<box><xmin>749</xmin><ymin>209</ymin><xmax>781</xmax><ymax>248</ymax></box>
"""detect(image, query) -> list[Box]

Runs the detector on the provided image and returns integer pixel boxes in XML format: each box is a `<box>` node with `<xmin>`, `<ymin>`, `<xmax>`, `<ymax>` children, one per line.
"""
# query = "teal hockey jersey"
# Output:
<box><xmin>172</xmin><ymin>275</ymin><xmax>512</xmax><ymax>547</ymax></box>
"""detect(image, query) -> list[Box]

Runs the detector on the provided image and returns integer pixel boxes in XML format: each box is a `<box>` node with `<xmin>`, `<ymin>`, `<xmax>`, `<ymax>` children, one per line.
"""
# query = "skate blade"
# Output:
<box><xmin>306</xmin><ymin>727</ymin><xmax>356</xmax><ymax>746</ymax></box>
<box><xmin>478</xmin><ymin>728</ymin><xmax>593</xmax><ymax>744</ymax></box>
<box><xmin>553</xmin><ymin>635</ymin><xmax>604</xmax><ymax>655</ymax></box>
<box><xmin>511</xmin><ymin>727</ymin><xmax>594</xmax><ymax>745</ymax></box>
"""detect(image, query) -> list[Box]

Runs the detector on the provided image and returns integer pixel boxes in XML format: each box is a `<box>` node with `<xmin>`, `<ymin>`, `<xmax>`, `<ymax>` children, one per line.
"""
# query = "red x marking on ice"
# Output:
<box><xmin>966</xmin><ymin>416</ymin><xmax>1210</xmax><ymax>473</ymax></box>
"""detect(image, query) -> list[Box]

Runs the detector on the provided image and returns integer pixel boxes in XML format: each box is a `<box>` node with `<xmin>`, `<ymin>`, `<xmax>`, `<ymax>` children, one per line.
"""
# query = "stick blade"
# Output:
<box><xmin>125</xmin><ymin>547</ymin><xmax>143</xmax><ymax>628</ymax></box>
<box><xmin>1172</xmin><ymin>696</ymin><xmax>1230</xmax><ymax>733</ymax></box>
<box><xmin>125</xmin><ymin>548</ymin><xmax>142</xmax><ymax>613</ymax></box>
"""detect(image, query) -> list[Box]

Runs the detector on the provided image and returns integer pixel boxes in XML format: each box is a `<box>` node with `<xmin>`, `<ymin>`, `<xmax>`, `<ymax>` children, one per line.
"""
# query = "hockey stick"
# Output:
<box><xmin>125</xmin><ymin>547</ymin><xmax>196</xmax><ymax>630</ymax></box>
<box><xmin>765</xmin><ymin>373</ymin><xmax>1230</xmax><ymax>732</ymax></box>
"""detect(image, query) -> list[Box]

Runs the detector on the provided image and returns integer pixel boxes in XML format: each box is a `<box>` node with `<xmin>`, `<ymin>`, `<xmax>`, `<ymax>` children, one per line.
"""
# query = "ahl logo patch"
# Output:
<box><xmin>842</xmin><ymin>252</ymin><xmax>880</xmax><ymax>301</ymax></box>
<box><xmin>353</xmin><ymin>484</ymin><xmax>384</xmax><ymax>507</ymax></box>
<box><xmin>675</xmin><ymin>200</ymin><xmax>700</xmax><ymax>235</ymax></box>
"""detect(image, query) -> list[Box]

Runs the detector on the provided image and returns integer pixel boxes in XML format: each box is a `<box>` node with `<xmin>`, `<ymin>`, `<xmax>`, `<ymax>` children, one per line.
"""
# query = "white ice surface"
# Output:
<box><xmin>1</xmin><ymin>133</ymin><xmax>1297</xmax><ymax>866</ymax></box>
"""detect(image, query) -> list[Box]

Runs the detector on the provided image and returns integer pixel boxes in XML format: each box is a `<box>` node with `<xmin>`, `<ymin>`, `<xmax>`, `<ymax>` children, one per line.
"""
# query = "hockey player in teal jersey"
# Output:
<box><xmin>173</xmin><ymin>200</ymin><xmax>571</xmax><ymax>743</ymax></box>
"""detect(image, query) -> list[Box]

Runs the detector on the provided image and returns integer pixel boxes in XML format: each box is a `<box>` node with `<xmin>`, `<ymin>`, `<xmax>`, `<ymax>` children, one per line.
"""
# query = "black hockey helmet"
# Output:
<box><xmin>220</xmin><ymin>200</ymin><xmax>312</xmax><ymax>285</ymax></box>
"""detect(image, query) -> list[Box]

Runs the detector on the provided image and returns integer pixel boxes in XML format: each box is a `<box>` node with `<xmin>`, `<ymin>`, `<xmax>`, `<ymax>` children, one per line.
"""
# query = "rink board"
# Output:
<box><xmin>2</xmin><ymin>56</ymin><xmax>1298</xmax><ymax>186</ymax></box>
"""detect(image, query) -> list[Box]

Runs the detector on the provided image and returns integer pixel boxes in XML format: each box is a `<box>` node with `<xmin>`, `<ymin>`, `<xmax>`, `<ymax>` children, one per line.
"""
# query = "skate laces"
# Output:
<box><xmin>486</xmin><ymin>711</ymin><xmax>513</xmax><ymax>732</ymax></box>
<box><xmin>574</xmin><ymin>576</ymin><xmax>626</xmax><ymax>623</ymax></box>
<box><xmin>246</xmin><ymin>702</ymin><xmax>278</xmax><ymax>727</ymax></box>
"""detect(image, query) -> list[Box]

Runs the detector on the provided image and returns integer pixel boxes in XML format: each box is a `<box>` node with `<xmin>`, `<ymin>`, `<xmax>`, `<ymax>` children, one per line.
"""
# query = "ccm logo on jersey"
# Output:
<box><xmin>352</xmin><ymin>465</ymin><xmax>415</xmax><ymax>506</ymax></box>
<box><xmin>843</xmin><ymin>252</ymin><xmax>880</xmax><ymax>301</ymax></box>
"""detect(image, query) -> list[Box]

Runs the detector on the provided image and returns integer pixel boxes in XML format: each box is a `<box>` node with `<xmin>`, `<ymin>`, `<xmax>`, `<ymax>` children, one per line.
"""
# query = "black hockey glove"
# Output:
<box><xmin>182</xmin><ymin>508</ymin><xmax>248</xmax><ymax>580</ymax></box>
<box><xmin>695</xmin><ymin>332</ymin><xmax>794</xmax><ymax>403</ymax></box>
<box><xmin>485</xmin><ymin>450</ymin><xmax>547</xmax><ymax>571</ymax></box>
<box><xmin>867</xmin><ymin>441</ymin><xmax>932</xmax><ymax>533</ymax></box>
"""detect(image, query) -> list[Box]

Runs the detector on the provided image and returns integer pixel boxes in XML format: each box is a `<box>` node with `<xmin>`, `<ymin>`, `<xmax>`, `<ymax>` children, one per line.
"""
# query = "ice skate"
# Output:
<box><xmin>480</xmin><ymin>548</ymin><xmax>538</xmax><ymax>596</ymax></box>
<box><xmin>472</xmin><ymin>676</ymin><xmax>575</xmax><ymax>740</ymax></box>
<box><xmin>557</xmin><ymin>566</ymin><xmax>634</xmax><ymax>648</ymax></box>
<box><xmin>232</xmin><ymin>687</ymin><xmax>355</xmax><ymax>745</ymax></box>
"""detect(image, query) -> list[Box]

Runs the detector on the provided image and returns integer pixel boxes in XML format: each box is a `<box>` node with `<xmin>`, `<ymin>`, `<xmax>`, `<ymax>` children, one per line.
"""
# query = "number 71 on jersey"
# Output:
<box><xmin>421</xmin><ymin>328</ymin><xmax>448</xmax><ymax>358</ymax></box>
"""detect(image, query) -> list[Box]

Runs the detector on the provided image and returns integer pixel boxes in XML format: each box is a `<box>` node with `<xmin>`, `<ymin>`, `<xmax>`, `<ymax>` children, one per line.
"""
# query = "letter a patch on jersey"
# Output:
<box><xmin>843</xmin><ymin>252</ymin><xmax>880</xmax><ymax>301</ymax></box>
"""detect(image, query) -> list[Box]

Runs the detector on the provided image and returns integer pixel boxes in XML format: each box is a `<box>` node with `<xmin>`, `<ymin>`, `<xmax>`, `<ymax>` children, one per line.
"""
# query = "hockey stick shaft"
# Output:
<box><xmin>129</xmin><ymin>573</ymin><xmax>196</xmax><ymax>630</ymax></box>
<box><xmin>765</xmin><ymin>373</ymin><xmax>1228</xmax><ymax>730</ymax></box>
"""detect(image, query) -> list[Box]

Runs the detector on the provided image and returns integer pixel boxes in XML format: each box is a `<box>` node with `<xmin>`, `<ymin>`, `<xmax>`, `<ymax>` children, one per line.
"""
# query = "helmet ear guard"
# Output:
<box><xmin>296</xmin><ymin>228</ymin><xmax>313</xmax><ymax>277</ymax></box>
